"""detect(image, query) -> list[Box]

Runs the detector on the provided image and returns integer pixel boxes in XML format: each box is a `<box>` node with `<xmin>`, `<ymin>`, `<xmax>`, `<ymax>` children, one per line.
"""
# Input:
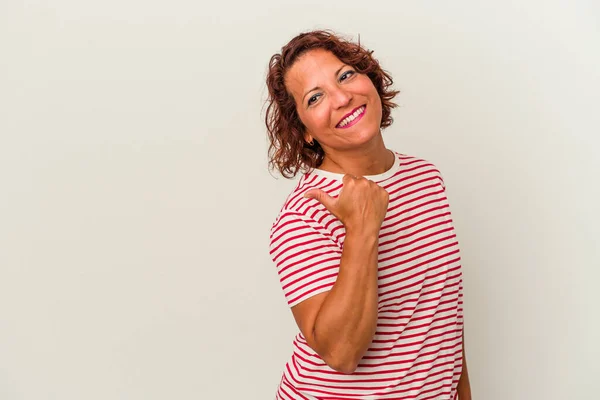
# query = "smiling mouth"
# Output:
<box><xmin>336</xmin><ymin>105</ymin><xmax>367</xmax><ymax>129</ymax></box>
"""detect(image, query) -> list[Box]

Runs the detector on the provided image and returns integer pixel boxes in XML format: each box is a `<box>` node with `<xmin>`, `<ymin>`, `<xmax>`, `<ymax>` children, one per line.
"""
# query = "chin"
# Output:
<box><xmin>343</xmin><ymin>129</ymin><xmax>380</xmax><ymax>149</ymax></box>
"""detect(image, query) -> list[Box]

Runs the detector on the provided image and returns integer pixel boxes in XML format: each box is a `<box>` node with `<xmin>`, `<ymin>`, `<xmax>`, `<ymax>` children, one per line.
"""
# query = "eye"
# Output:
<box><xmin>339</xmin><ymin>70</ymin><xmax>355</xmax><ymax>82</ymax></box>
<box><xmin>307</xmin><ymin>93</ymin><xmax>321</xmax><ymax>106</ymax></box>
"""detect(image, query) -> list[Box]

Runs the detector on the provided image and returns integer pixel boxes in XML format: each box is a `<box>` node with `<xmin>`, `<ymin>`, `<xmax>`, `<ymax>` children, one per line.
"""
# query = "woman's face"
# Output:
<box><xmin>285</xmin><ymin>49</ymin><xmax>383</xmax><ymax>152</ymax></box>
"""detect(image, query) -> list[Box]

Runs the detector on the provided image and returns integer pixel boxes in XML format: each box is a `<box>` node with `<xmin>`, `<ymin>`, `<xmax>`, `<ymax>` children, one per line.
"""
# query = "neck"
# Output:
<box><xmin>318</xmin><ymin>136</ymin><xmax>394</xmax><ymax>177</ymax></box>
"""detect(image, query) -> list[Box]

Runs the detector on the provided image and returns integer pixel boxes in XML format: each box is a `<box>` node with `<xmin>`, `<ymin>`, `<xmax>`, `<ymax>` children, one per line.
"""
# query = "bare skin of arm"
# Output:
<box><xmin>291</xmin><ymin>174</ymin><xmax>389</xmax><ymax>374</ymax></box>
<box><xmin>291</xmin><ymin>229</ymin><xmax>379</xmax><ymax>373</ymax></box>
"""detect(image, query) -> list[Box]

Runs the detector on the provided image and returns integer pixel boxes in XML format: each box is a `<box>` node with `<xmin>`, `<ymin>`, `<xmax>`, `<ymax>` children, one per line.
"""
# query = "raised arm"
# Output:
<box><xmin>291</xmin><ymin>174</ymin><xmax>388</xmax><ymax>374</ymax></box>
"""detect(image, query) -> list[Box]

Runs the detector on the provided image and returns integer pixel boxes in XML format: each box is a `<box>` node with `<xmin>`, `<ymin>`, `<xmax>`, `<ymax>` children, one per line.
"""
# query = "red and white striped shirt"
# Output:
<box><xmin>269</xmin><ymin>152</ymin><xmax>464</xmax><ymax>400</ymax></box>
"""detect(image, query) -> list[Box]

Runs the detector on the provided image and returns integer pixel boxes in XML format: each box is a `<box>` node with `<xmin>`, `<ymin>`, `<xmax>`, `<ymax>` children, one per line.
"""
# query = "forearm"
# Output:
<box><xmin>312</xmin><ymin>230</ymin><xmax>379</xmax><ymax>373</ymax></box>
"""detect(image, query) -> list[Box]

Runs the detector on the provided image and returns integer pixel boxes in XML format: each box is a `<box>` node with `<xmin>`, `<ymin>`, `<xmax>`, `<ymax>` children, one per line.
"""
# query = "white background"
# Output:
<box><xmin>1</xmin><ymin>1</ymin><xmax>599</xmax><ymax>399</ymax></box>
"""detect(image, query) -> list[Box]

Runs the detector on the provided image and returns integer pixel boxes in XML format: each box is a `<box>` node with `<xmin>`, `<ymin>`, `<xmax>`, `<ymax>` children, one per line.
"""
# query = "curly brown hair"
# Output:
<box><xmin>264</xmin><ymin>30</ymin><xmax>399</xmax><ymax>179</ymax></box>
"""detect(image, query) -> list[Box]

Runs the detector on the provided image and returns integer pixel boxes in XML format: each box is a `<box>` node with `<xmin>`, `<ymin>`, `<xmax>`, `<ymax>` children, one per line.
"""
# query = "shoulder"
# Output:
<box><xmin>395</xmin><ymin>152</ymin><xmax>446</xmax><ymax>189</ymax></box>
<box><xmin>270</xmin><ymin>173</ymin><xmax>340</xmax><ymax>228</ymax></box>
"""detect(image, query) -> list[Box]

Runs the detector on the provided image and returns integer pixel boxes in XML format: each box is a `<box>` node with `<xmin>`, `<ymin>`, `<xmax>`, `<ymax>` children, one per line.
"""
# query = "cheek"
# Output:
<box><xmin>364</xmin><ymin>84</ymin><xmax>382</xmax><ymax>110</ymax></box>
<box><xmin>369</xmin><ymin>86</ymin><xmax>381</xmax><ymax>105</ymax></box>
<box><xmin>316</xmin><ymin>108</ymin><xmax>332</xmax><ymax>127</ymax></box>
<box><xmin>356</xmin><ymin>76</ymin><xmax>376</xmax><ymax>92</ymax></box>
<box><xmin>303</xmin><ymin>108</ymin><xmax>331</xmax><ymax>130</ymax></box>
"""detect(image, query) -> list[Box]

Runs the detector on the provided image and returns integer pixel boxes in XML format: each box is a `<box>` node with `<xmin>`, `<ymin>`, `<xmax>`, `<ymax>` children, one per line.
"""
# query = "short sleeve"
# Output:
<box><xmin>269</xmin><ymin>211</ymin><xmax>342</xmax><ymax>308</ymax></box>
<box><xmin>434</xmin><ymin>166</ymin><xmax>446</xmax><ymax>191</ymax></box>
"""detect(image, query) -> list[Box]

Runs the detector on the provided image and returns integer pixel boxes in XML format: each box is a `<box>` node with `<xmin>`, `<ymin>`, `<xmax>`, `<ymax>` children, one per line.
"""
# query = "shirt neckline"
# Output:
<box><xmin>307</xmin><ymin>150</ymin><xmax>402</xmax><ymax>183</ymax></box>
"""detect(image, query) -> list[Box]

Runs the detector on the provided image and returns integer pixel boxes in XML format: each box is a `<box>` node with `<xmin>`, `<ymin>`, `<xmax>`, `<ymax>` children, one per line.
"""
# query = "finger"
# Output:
<box><xmin>343</xmin><ymin>174</ymin><xmax>359</xmax><ymax>184</ymax></box>
<box><xmin>304</xmin><ymin>189</ymin><xmax>336</xmax><ymax>210</ymax></box>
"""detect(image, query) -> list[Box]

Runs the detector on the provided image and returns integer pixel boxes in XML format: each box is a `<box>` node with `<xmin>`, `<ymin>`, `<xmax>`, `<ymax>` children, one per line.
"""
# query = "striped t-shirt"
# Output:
<box><xmin>269</xmin><ymin>151</ymin><xmax>464</xmax><ymax>400</ymax></box>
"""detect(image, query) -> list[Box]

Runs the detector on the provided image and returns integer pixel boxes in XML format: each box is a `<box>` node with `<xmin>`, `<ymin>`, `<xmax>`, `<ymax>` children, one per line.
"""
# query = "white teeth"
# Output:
<box><xmin>338</xmin><ymin>106</ymin><xmax>365</xmax><ymax>127</ymax></box>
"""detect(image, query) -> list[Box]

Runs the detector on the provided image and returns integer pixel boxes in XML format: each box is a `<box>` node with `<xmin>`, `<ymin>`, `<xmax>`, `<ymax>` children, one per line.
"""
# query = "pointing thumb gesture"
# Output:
<box><xmin>303</xmin><ymin>174</ymin><xmax>389</xmax><ymax>234</ymax></box>
<box><xmin>304</xmin><ymin>188</ymin><xmax>337</xmax><ymax>214</ymax></box>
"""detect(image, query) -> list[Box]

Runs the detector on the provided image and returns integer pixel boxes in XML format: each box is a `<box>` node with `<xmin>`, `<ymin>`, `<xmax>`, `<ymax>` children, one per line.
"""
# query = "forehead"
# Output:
<box><xmin>285</xmin><ymin>49</ymin><xmax>345</xmax><ymax>97</ymax></box>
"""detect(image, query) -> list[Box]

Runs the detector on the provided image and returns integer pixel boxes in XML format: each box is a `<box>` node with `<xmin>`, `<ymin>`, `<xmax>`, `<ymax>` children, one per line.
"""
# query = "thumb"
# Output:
<box><xmin>304</xmin><ymin>189</ymin><xmax>336</xmax><ymax>211</ymax></box>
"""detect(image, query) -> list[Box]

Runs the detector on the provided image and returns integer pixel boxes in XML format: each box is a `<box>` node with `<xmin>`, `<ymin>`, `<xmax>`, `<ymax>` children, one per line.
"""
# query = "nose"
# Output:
<box><xmin>330</xmin><ymin>86</ymin><xmax>352</xmax><ymax>109</ymax></box>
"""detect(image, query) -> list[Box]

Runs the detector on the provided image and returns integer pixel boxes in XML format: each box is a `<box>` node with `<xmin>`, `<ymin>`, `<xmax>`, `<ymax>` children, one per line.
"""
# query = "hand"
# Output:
<box><xmin>304</xmin><ymin>174</ymin><xmax>389</xmax><ymax>234</ymax></box>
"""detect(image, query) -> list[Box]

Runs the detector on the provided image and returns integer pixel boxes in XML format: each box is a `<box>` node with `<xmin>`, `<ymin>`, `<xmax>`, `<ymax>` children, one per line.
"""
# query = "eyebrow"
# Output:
<box><xmin>302</xmin><ymin>64</ymin><xmax>348</xmax><ymax>103</ymax></box>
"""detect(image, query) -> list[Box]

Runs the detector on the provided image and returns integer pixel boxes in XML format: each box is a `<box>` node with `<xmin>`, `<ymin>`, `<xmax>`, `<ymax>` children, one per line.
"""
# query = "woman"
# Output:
<box><xmin>265</xmin><ymin>30</ymin><xmax>472</xmax><ymax>400</ymax></box>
